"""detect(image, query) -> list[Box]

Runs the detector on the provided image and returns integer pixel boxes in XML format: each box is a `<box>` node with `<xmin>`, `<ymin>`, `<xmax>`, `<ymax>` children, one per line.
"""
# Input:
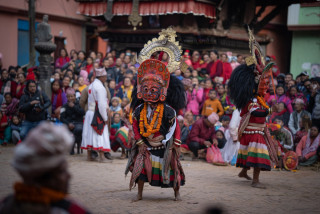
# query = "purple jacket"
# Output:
<box><xmin>267</xmin><ymin>94</ymin><xmax>293</xmax><ymax>113</ymax></box>
<box><xmin>186</xmin><ymin>88</ymin><xmax>203</xmax><ymax>115</ymax></box>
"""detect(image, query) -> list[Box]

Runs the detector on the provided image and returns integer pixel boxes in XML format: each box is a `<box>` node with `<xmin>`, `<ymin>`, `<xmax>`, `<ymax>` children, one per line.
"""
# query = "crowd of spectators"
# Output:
<box><xmin>0</xmin><ymin>47</ymin><xmax>319</xmax><ymax>166</ymax></box>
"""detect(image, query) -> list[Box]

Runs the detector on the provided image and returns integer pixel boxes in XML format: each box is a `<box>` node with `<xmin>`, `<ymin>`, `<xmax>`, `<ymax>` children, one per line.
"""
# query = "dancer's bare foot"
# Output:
<box><xmin>251</xmin><ymin>181</ymin><xmax>266</xmax><ymax>189</ymax></box>
<box><xmin>174</xmin><ymin>191</ymin><xmax>182</xmax><ymax>201</ymax></box>
<box><xmin>238</xmin><ymin>171</ymin><xmax>252</xmax><ymax>180</ymax></box>
<box><xmin>132</xmin><ymin>194</ymin><xmax>142</xmax><ymax>202</ymax></box>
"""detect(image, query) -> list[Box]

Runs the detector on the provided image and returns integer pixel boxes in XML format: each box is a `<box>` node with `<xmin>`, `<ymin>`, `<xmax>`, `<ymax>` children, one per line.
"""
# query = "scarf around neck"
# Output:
<box><xmin>302</xmin><ymin>134</ymin><xmax>320</xmax><ymax>157</ymax></box>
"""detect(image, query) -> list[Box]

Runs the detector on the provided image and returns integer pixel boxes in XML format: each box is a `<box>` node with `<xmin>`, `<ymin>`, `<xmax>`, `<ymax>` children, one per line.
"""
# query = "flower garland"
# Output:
<box><xmin>129</xmin><ymin>108</ymin><xmax>133</xmax><ymax>124</ymax></box>
<box><xmin>139</xmin><ymin>103</ymin><xmax>164</xmax><ymax>137</ymax></box>
<box><xmin>255</xmin><ymin>95</ymin><xmax>269</xmax><ymax>109</ymax></box>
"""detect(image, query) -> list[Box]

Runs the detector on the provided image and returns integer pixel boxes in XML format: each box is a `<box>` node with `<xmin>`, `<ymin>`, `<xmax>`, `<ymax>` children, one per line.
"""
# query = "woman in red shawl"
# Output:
<box><xmin>51</xmin><ymin>80</ymin><xmax>67</xmax><ymax>119</ymax></box>
<box><xmin>55</xmin><ymin>48</ymin><xmax>70</xmax><ymax>69</ymax></box>
<box><xmin>16</xmin><ymin>73</ymin><xmax>26</xmax><ymax>99</ymax></box>
<box><xmin>84</xmin><ymin>57</ymin><xmax>94</xmax><ymax>74</ymax></box>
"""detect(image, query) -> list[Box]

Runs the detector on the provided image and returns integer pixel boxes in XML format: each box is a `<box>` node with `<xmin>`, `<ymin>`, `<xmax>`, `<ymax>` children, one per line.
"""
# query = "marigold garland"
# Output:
<box><xmin>255</xmin><ymin>95</ymin><xmax>269</xmax><ymax>109</ymax></box>
<box><xmin>139</xmin><ymin>103</ymin><xmax>164</xmax><ymax>137</ymax></box>
<box><xmin>129</xmin><ymin>108</ymin><xmax>133</xmax><ymax>124</ymax></box>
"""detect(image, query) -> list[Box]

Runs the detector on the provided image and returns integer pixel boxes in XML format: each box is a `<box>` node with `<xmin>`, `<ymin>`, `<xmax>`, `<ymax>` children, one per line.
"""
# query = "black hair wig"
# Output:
<box><xmin>131</xmin><ymin>74</ymin><xmax>186</xmax><ymax>112</ymax></box>
<box><xmin>228</xmin><ymin>64</ymin><xmax>256</xmax><ymax>110</ymax></box>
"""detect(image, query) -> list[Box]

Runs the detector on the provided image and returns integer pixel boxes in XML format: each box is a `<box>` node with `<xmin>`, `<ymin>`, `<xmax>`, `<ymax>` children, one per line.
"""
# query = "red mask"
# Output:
<box><xmin>141</xmin><ymin>81</ymin><xmax>162</xmax><ymax>103</ymax></box>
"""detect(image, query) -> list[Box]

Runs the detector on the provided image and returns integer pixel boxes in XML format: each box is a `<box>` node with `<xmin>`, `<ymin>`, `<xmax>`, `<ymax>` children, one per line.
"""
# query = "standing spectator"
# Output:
<box><xmin>10</xmin><ymin>115</ymin><xmax>21</xmax><ymax>145</ymax></box>
<box><xmin>308</xmin><ymin>77</ymin><xmax>320</xmax><ymax>127</ymax></box>
<box><xmin>0</xmin><ymin>69</ymin><xmax>17</xmax><ymax>97</ymax></box>
<box><xmin>191</xmin><ymin>51</ymin><xmax>204</xmax><ymax>71</ymax></box>
<box><xmin>121</xmin><ymin>77</ymin><xmax>133</xmax><ymax>100</ymax></box>
<box><xmin>55</xmin><ymin>48</ymin><xmax>70</xmax><ymax>69</ymax></box>
<box><xmin>51</xmin><ymin>80</ymin><xmax>67</xmax><ymax>119</ymax></box>
<box><xmin>187</xmin><ymin>112</ymin><xmax>219</xmax><ymax>159</ymax></box>
<box><xmin>217</xmin><ymin>84</ymin><xmax>227</xmax><ymax>107</ymax></box>
<box><xmin>1</xmin><ymin>93</ymin><xmax>19</xmax><ymax>119</ymax></box>
<box><xmin>0</xmin><ymin>111</ymin><xmax>10</xmax><ymax>146</ymax></box>
<box><xmin>267</xmin><ymin>85</ymin><xmax>293</xmax><ymax>113</ymax></box>
<box><xmin>285</xmin><ymin>73</ymin><xmax>293</xmax><ymax>89</ymax></box>
<box><xmin>288</xmin><ymin>98</ymin><xmax>311</xmax><ymax>135</ymax></box>
<box><xmin>60</xmin><ymin>88</ymin><xmax>85</xmax><ymax>155</ymax></box>
<box><xmin>103</xmin><ymin>58</ymin><xmax>116</xmax><ymax>82</ymax></box>
<box><xmin>19</xmin><ymin>80</ymin><xmax>51</xmax><ymax>139</ymax></box>
<box><xmin>114</xmin><ymin>58</ymin><xmax>123</xmax><ymax>84</ymax></box>
<box><xmin>184</xmin><ymin>111</ymin><xmax>194</xmax><ymax>131</ymax></box>
<box><xmin>288</xmin><ymin>85</ymin><xmax>307</xmax><ymax>106</ymax></box>
<box><xmin>16</xmin><ymin>73</ymin><xmax>26</xmax><ymax>98</ymax></box>
<box><xmin>201</xmin><ymin>90</ymin><xmax>224</xmax><ymax>117</ymax></box>
<box><xmin>75</xmin><ymin>50</ymin><xmax>86</xmax><ymax>73</ymax></box>
<box><xmin>221</xmin><ymin>53</ymin><xmax>232</xmax><ymax>84</ymax></box>
<box><xmin>84</xmin><ymin>57</ymin><xmax>94</xmax><ymax>74</ymax></box>
<box><xmin>208</xmin><ymin>50</ymin><xmax>223</xmax><ymax>81</ymax></box>
<box><xmin>202</xmin><ymin>78</ymin><xmax>214</xmax><ymax>102</ymax></box>
<box><xmin>186</xmin><ymin>77</ymin><xmax>203</xmax><ymax>116</ymax></box>
<box><xmin>303</xmin><ymin>79</ymin><xmax>313</xmax><ymax>103</ymax></box>
<box><xmin>296</xmin><ymin>126</ymin><xmax>320</xmax><ymax>166</ymax></box>
<box><xmin>109</xmin><ymin>79</ymin><xmax>123</xmax><ymax>99</ymax></box>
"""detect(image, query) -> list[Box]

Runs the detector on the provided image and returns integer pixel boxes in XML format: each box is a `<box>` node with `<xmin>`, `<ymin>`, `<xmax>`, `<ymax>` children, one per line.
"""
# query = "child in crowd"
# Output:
<box><xmin>174</xmin><ymin>69</ymin><xmax>183</xmax><ymax>81</ymax></box>
<box><xmin>0</xmin><ymin>111</ymin><xmax>10</xmax><ymax>146</ymax></box>
<box><xmin>215</xmin><ymin>129</ymin><xmax>226</xmax><ymax>149</ymax></box>
<box><xmin>183</xmin><ymin>68</ymin><xmax>192</xmax><ymax>79</ymax></box>
<box><xmin>78</xmin><ymin>76</ymin><xmax>87</xmax><ymax>92</ymax></box>
<box><xmin>201</xmin><ymin>90</ymin><xmax>224</xmax><ymax>117</ymax></box>
<box><xmin>72</xmin><ymin>81</ymin><xmax>81</xmax><ymax>100</ymax></box>
<box><xmin>121</xmin><ymin>97</ymin><xmax>130</xmax><ymax>109</ymax></box>
<box><xmin>109</xmin><ymin>97</ymin><xmax>123</xmax><ymax>118</ymax></box>
<box><xmin>220</xmin><ymin>115</ymin><xmax>230</xmax><ymax>132</ymax></box>
<box><xmin>272</xmin><ymin>116</ymin><xmax>294</xmax><ymax>152</ymax></box>
<box><xmin>198</xmin><ymin>68</ymin><xmax>207</xmax><ymax>82</ymax></box>
<box><xmin>10</xmin><ymin>115</ymin><xmax>21</xmax><ymax>145</ymax></box>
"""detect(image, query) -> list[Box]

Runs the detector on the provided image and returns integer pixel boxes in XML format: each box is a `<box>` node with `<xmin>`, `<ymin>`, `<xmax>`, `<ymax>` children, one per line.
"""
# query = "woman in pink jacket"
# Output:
<box><xmin>267</xmin><ymin>85</ymin><xmax>293</xmax><ymax>113</ymax></box>
<box><xmin>186</xmin><ymin>77</ymin><xmax>203</xmax><ymax>116</ymax></box>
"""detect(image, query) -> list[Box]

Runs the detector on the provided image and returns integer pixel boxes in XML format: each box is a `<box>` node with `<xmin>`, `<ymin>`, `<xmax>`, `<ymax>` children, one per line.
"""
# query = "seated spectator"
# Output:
<box><xmin>294</xmin><ymin>115</ymin><xmax>312</xmax><ymax>149</ymax></box>
<box><xmin>198</xmin><ymin>68</ymin><xmax>207</xmax><ymax>82</ymax></box>
<box><xmin>177</xmin><ymin>115</ymin><xmax>189</xmax><ymax>145</ymax></box>
<box><xmin>0</xmin><ymin>122</ymin><xmax>91</xmax><ymax>213</ymax></box>
<box><xmin>216</xmin><ymin>84</ymin><xmax>227</xmax><ymax>106</ymax></box>
<box><xmin>109</xmin><ymin>79</ymin><xmax>123</xmax><ymax>99</ymax></box>
<box><xmin>10</xmin><ymin>115</ymin><xmax>21</xmax><ymax>145</ymax></box>
<box><xmin>62</xmin><ymin>76</ymin><xmax>71</xmax><ymax>92</ymax></box>
<box><xmin>121</xmin><ymin>97</ymin><xmax>130</xmax><ymax>109</ymax></box>
<box><xmin>288</xmin><ymin>98</ymin><xmax>311</xmax><ymax>135</ymax></box>
<box><xmin>269</xmin><ymin>102</ymin><xmax>290</xmax><ymax>126</ymax></box>
<box><xmin>201</xmin><ymin>90</ymin><xmax>224</xmax><ymax>117</ymax></box>
<box><xmin>16</xmin><ymin>73</ymin><xmax>26</xmax><ymax>99</ymax></box>
<box><xmin>1</xmin><ymin>93</ymin><xmax>19</xmax><ymax>119</ymax></box>
<box><xmin>19</xmin><ymin>80</ymin><xmax>51</xmax><ymax>139</ymax></box>
<box><xmin>55</xmin><ymin>48</ymin><xmax>70</xmax><ymax>69</ymax></box>
<box><xmin>184</xmin><ymin>111</ymin><xmax>194</xmax><ymax>131</ymax></box>
<box><xmin>296</xmin><ymin>126</ymin><xmax>320</xmax><ymax>166</ymax></box>
<box><xmin>0</xmin><ymin>111</ymin><xmax>10</xmax><ymax>146</ymax></box>
<box><xmin>51</xmin><ymin>80</ymin><xmax>67</xmax><ymax>119</ymax></box>
<box><xmin>183</xmin><ymin>67</ymin><xmax>192</xmax><ymax>79</ymax></box>
<box><xmin>78</xmin><ymin>76</ymin><xmax>87</xmax><ymax>92</ymax></box>
<box><xmin>273</xmin><ymin>116</ymin><xmax>294</xmax><ymax>152</ymax></box>
<box><xmin>72</xmin><ymin>82</ymin><xmax>81</xmax><ymax>100</ymax></box>
<box><xmin>60</xmin><ymin>88</ymin><xmax>85</xmax><ymax>155</ymax></box>
<box><xmin>187</xmin><ymin>112</ymin><xmax>219</xmax><ymax>159</ymax></box>
<box><xmin>215</xmin><ymin>129</ymin><xmax>226</xmax><ymax>149</ymax></box>
<box><xmin>268</xmin><ymin>85</ymin><xmax>293</xmax><ymax>113</ymax></box>
<box><xmin>109</xmin><ymin>97</ymin><xmax>123</xmax><ymax>118</ymax></box>
<box><xmin>0</xmin><ymin>69</ymin><xmax>17</xmax><ymax>97</ymax></box>
<box><xmin>186</xmin><ymin>77</ymin><xmax>203</xmax><ymax>116</ymax></box>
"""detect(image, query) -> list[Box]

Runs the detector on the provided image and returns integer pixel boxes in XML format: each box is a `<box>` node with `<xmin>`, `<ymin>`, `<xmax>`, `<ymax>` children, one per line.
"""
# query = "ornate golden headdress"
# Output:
<box><xmin>138</xmin><ymin>27</ymin><xmax>182</xmax><ymax>73</ymax></box>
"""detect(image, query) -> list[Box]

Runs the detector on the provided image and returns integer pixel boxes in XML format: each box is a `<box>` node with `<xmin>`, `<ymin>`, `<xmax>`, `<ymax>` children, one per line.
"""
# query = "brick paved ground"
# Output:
<box><xmin>1</xmin><ymin>146</ymin><xmax>320</xmax><ymax>214</ymax></box>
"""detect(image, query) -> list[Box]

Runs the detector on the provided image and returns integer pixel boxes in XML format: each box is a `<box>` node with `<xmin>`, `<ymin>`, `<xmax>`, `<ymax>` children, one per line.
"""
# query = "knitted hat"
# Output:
<box><xmin>66</xmin><ymin>87</ymin><xmax>75</xmax><ymax>95</ymax></box>
<box><xmin>208</xmin><ymin>112</ymin><xmax>219</xmax><ymax>125</ymax></box>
